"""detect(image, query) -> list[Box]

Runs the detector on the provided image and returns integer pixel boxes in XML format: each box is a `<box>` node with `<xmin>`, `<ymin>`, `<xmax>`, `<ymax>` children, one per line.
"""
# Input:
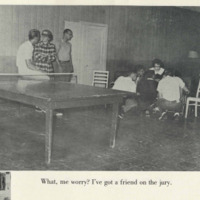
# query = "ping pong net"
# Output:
<box><xmin>0</xmin><ymin>73</ymin><xmax>78</xmax><ymax>83</ymax></box>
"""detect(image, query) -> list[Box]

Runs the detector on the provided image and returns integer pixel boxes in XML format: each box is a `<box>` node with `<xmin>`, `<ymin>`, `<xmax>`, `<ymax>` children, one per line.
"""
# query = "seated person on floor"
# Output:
<box><xmin>112</xmin><ymin>70</ymin><xmax>138</xmax><ymax>117</ymax></box>
<box><xmin>156</xmin><ymin>68</ymin><xmax>189</xmax><ymax>119</ymax></box>
<box><xmin>149</xmin><ymin>58</ymin><xmax>165</xmax><ymax>82</ymax></box>
<box><xmin>136</xmin><ymin>70</ymin><xmax>158</xmax><ymax>114</ymax></box>
<box><xmin>135</xmin><ymin>65</ymin><xmax>145</xmax><ymax>85</ymax></box>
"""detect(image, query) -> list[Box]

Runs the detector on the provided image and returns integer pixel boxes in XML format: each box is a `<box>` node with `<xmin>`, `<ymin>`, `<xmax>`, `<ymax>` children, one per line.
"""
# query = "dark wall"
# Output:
<box><xmin>0</xmin><ymin>6</ymin><xmax>200</xmax><ymax>81</ymax></box>
<box><xmin>106</xmin><ymin>6</ymin><xmax>200</xmax><ymax>80</ymax></box>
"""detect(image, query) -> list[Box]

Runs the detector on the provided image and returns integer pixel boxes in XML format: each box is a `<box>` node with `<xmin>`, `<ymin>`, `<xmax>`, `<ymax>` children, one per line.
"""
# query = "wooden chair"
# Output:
<box><xmin>92</xmin><ymin>70</ymin><xmax>109</xmax><ymax>88</ymax></box>
<box><xmin>185</xmin><ymin>79</ymin><xmax>200</xmax><ymax>118</ymax></box>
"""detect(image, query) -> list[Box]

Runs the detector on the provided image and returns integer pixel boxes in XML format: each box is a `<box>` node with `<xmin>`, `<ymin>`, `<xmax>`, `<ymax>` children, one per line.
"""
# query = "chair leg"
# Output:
<box><xmin>185</xmin><ymin>100</ymin><xmax>189</xmax><ymax>118</ymax></box>
<box><xmin>195</xmin><ymin>102</ymin><xmax>198</xmax><ymax>117</ymax></box>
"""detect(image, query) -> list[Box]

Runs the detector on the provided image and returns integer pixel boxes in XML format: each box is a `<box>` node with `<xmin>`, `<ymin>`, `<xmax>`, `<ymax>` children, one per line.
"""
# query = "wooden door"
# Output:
<box><xmin>65</xmin><ymin>21</ymin><xmax>108</xmax><ymax>85</ymax></box>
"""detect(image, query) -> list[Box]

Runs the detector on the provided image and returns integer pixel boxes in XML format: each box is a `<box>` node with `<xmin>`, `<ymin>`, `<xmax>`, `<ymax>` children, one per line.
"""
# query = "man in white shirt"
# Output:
<box><xmin>157</xmin><ymin>68</ymin><xmax>189</xmax><ymax>119</ymax></box>
<box><xmin>112</xmin><ymin>71</ymin><xmax>138</xmax><ymax>117</ymax></box>
<box><xmin>16</xmin><ymin>29</ymin><xmax>49</xmax><ymax>80</ymax></box>
<box><xmin>112</xmin><ymin>71</ymin><xmax>137</xmax><ymax>93</ymax></box>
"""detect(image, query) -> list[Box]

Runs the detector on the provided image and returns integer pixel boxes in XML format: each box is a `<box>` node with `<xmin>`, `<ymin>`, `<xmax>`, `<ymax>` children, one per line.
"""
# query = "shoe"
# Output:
<box><xmin>173</xmin><ymin>112</ymin><xmax>180</xmax><ymax>121</ymax></box>
<box><xmin>145</xmin><ymin>110</ymin><xmax>150</xmax><ymax>117</ymax></box>
<box><xmin>159</xmin><ymin>111</ymin><xmax>167</xmax><ymax>120</ymax></box>
<box><xmin>118</xmin><ymin>113</ymin><xmax>124</xmax><ymax>119</ymax></box>
<box><xmin>55</xmin><ymin>112</ymin><xmax>63</xmax><ymax>117</ymax></box>
<box><xmin>35</xmin><ymin>107</ymin><xmax>45</xmax><ymax>113</ymax></box>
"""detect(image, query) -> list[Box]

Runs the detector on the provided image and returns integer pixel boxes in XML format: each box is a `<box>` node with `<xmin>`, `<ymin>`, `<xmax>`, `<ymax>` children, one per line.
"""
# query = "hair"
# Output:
<box><xmin>125</xmin><ymin>69</ymin><xmax>137</xmax><ymax>77</ymax></box>
<box><xmin>144</xmin><ymin>70</ymin><xmax>155</xmax><ymax>80</ymax></box>
<box><xmin>42</xmin><ymin>30</ymin><xmax>53</xmax><ymax>42</ymax></box>
<box><xmin>163</xmin><ymin>68</ymin><xmax>174</xmax><ymax>76</ymax></box>
<box><xmin>152</xmin><ymin>58</ymin><xmax>164</xmax><ymax>68</ymax></box>
<box><xmin>135</xmin><ymin>65</ymin><xmax>144</xmax><ymax>72</ymax></box>
<box><xmin>63</xmin><ymin>29</ymin><xmax>73</xmax><ymax>35</ymax></box>
<box><xmin>28</xmin><ymin>29</ymin><xmax>40</xmax><ymax>40</ymax></box>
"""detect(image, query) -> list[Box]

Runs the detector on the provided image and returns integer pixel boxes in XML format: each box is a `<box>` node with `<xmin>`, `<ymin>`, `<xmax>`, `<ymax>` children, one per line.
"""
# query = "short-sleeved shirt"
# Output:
<box><xmin>16</xmin><ymin>41</ymin><xmax>34</xmax><ymax>74</ymax></box>
<box><xmin>112</xmin><ymin>76</ymin><xmax>136</xmax><ymax>93</ymax></box>
<box><xmin>33</xmin><ymin>41</ymin><xmax>56</xmax><ymax>73</ymax></box>
<box><xmin>56</xmin><ymin>40</ymin><xmax>71</xmax><ymax>62</ymax></box>
<box><xmin>157</xmin><ymin>76</ymin><xmax>185</xmax><ymax>102</ymax></box>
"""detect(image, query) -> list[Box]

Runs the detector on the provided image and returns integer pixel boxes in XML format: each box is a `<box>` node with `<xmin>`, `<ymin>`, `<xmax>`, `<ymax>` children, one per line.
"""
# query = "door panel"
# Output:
<box><xmin>80</xmin><ymin>22</ymin><xmax>107</xmax><ymax>85</ymax></box>
<box><xmin>65</xmin><ymin>21</ymin><xmax>107</xmax><ymax>85</ymax></box>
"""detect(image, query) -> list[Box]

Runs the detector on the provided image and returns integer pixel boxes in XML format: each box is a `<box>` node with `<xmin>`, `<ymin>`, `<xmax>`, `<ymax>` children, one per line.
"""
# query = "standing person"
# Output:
<box><xmin>33</xmin><ymin>30</ymin><xmax>56</xmax><ymax>74</ymax></box>
<box><xmin>55</xmin><ymin>29</ymin><xmax>74</xmax><ymax>82</ymax></box>
<box><xmin>33</xmin><ymin>30</ymin><xmax>63</xmax><ymax>116</ymax></box>
<box><xmin>16</xmin><ymin>29</ymin><xmax>49</xmax><ymax>79</ymax></box>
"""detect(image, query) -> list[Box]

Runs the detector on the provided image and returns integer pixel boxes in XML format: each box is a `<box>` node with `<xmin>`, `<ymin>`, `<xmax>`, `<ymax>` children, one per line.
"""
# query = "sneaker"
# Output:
<box><xmin>145</xmin><ymin>110</ymin><xmax>150</xmax><ymax>117</ymax></box>
<box><xmin>35</xmin><ymin>107</ymin><xmax>45</xmax><ymax>113</ymax></box>
<box><xmin>159</xmin><ymin>111</ymin><xmax>167</xmax><ymax>120</ymax></box>
<box><xmin>173</xmin><ymin>112</ymin><xmax>180</xmax><ymax>121</ymax></box>
<box><xmin>55</xmin><ymin>112</ymin><xmax>63</xmax><ymax>117</ymax></box>
<box><xmin>118</xmin><ymin>113</ymin><xmax>124</xmax><ymax>119</ymax></box>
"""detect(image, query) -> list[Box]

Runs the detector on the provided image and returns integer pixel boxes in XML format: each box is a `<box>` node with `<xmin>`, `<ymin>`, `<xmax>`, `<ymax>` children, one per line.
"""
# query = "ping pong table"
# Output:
<box><xmin>0</xmin><ymin>80</ymin><xmax>127</xmax><ymax>164</ymax></box>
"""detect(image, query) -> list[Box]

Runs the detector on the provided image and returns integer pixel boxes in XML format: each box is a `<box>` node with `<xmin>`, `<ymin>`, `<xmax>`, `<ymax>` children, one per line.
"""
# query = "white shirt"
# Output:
<box><xmin>157</xmin><ymin>76</ymin><xmax>185</xmax><ymax>102</ymax></box>
<box><xmin>150</xmin><ymin>67</ymin><xmax>164</xmax><ymax>75</ymax></box>
<box><xmin>112</xmin><ymin>76</ymin><xmax>136</xmax><ymax>93</ymax></box>
<box><xmin>16</xmin><ymin>41</ymin><xmax>44</xmax><ymax>75</ymax></box>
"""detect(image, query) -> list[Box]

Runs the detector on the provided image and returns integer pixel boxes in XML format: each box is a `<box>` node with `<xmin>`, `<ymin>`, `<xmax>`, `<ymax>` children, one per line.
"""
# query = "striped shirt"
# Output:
<box><xmin>33</xmin><ymin>41</ymin><xmax>56</xmax><ymax>73</ymax></box>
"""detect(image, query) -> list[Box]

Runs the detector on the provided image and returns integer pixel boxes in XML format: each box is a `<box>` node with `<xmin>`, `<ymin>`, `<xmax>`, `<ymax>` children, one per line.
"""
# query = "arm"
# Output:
<box><xmin>69</xmin><ymin>43</ymin><xmax>73</xmax><ymax>72</ymax></box>
<box><xmin>183</xmin><ymin>86</ymin><xmax>190</xmax><ymax>94</ymax></box>
<box><xmin>25</xmin><ymin>59</ymin><xmax>43</xmax><ymax>72</ymax></box>
<box><xmin>47</xmin><ymin>44</ymin><xmax>56</xmax><ymax>63</ymax></box>
<box><xmin>158</xmin><ymin>92</ymin><xmax>163</xmax><ymax>99</ymax></box>
<box><xmin>33</xmin><ymin>45</ymin><xmax>46</xmax><ymax>62</ymax></box>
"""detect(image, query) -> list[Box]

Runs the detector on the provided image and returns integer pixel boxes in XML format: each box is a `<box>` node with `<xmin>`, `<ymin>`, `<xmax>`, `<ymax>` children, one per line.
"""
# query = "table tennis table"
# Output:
<box><xmin>0</xmin><ymin>80</ymin><xmax>128</xmax><ymax>164</ymax></box>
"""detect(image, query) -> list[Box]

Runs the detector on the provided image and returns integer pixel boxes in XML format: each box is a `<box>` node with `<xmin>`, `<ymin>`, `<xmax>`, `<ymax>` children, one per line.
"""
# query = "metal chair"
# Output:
<box><xmin>185</xmin><ymin>79</ymin><xmax>200</xmax><ymax>118</ymax></box>
<box><xmin>92</xmin><ymin>70</ymin><xmax>109</xmax><ymax>88</ymax></box>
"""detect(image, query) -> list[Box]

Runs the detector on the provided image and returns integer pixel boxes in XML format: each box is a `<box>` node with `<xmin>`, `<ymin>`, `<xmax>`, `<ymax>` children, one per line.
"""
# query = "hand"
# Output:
<box><xmin>40</xmin><ymin>53</ymin><xmax>47</xmax><ymax>57</ymax></box>
<box><xmin>185</xmin><ymin>90</ymin><xmax>190</xmax><ymax>95</ymax></box>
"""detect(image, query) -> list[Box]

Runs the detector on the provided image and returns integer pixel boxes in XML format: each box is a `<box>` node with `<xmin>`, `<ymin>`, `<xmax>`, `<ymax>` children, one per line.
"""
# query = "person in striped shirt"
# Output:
<box><xmin>33</xmin><ymin>30</ymin><xmax>56</xmax><ymax>73</ymax></box>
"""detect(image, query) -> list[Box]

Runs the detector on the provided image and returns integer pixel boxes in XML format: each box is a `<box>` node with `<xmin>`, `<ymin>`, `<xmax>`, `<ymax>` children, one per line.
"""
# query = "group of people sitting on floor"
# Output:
<box><xmin>112</xmin><ymin>58</ymin><xmax>190</xmax><ymax>120</ymax></box>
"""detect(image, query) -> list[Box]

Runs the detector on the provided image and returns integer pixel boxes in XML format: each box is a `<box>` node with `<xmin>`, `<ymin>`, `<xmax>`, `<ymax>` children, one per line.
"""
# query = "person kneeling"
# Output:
<box><xmin>156</xmin><ymin>68</ymin><xmax>189</xmax><ymax>120</ymax></box>
<box><xmin>112</xmin><ymin>70</ymin><xmax>138</xmax><ymax>118</ymax></box>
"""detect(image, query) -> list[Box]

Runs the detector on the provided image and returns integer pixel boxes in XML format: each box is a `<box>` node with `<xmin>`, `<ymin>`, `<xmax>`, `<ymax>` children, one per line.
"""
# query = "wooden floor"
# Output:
<box><xmin>0</xmin><ymin>100</ymin><xmax>200</xmax><ymax>170</ymax></box>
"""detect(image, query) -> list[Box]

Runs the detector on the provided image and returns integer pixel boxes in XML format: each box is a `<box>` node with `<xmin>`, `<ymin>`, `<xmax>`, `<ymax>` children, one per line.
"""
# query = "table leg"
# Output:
<box><xmin>110</xmin><ymin>103</ymin><xmax>119</xmax><ymax>148</ymax></box>
<box><xmin>45</xmin><ymin>109</ymin><xmax>53</xmax><ymax>165</ymax></box>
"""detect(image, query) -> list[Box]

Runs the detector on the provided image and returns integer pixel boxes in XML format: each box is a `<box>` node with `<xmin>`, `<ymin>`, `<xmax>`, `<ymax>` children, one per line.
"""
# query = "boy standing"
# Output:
<box><xmin>33</xmin><ymin>30</ymin><xmax>56</xmax><ymax>73</ymax></box>
<box><xmin>55</xmin><ymin>29</ymin><xmax>74</xmax><ymax>82</ymax></box>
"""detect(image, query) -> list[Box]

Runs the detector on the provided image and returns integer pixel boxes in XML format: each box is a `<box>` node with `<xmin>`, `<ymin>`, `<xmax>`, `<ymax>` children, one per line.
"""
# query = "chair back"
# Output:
<box><xmin>196</xmin><ymin>79</ymin><xmax>200</xmax><ymax>98</ymax></box>
<box><xmin>92</xmin><ymin>70</ymin><xmax>109</xmax><ymax>88</ymax></box>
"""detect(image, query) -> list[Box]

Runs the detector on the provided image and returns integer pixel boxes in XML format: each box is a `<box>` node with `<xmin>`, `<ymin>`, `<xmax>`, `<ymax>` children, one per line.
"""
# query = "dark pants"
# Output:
<box><xmin>157</xmin><ymin>98</ymin><xmax>182</xmax><ymax>112</ymax></box>
<box><xmin>53</xmin><ymin>60</ymin><xmax>73</xmax><ymax>82</ymax></box>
